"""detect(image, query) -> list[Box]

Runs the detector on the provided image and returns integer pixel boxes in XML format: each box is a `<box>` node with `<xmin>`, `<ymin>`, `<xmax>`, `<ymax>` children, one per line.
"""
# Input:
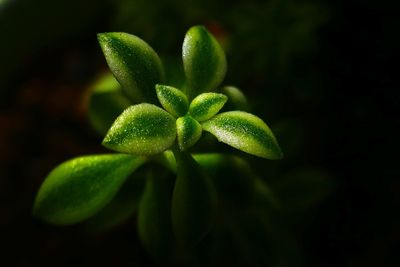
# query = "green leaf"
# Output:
<box><xmin>102</xmin><ymin>104</ymin><xmax>176</xmax><ymax>155</ymax></box>
<box><xmin>202</xmin><ymin>111</ymin><xmax>283</xmax><ymax>159</ymax></box>
<box><xmin>172</xmin><ymin>151</ymin><xmax>217</xmax><ymax>247</ymax></box>
<box><xmin>176</xmin><ymin>115</ymin><xmax>202</xmax><ymax>151</ymax></box>
<box><xmin>182</xmin><ymin>25</ymin><xmax>227</xmax><ymax>99</ymax></box>
<box><xmin>83</xmin><ymin>169</ymin><xmax>146</xmax><ymax>233</ymax></box>
<box><xmin>138</xmin><ymin>170</ymin><xmax>174</xmax><ymax>261</ymax></box>
<box><xmin>98</xmin><ymin>32</ymin><xmax>164</xmax><ymax>104</ymax></box>
<box><xmin>221</xmin><ymin>86</ymin><xmax>250</xmax><ymax>111</ymax></box>
<box><xmin>189</xmin><ymin>92</ymin><xmax>227</xmax><ymax>122</ymax></box>
<box><xmin>193</xmin><ymin>153</ymin><xmax>255</xmax><ymax>206</ymax></box>
<box><xmin>33</xmin><ymin>154</ymin><xmax>146</xmax><ymax>225</ymax></box>
<box><xmin>155</xmin><ymin>84</ymin><xmax>188</xmax><ymax>117</ymax></box>
<box><xmin>88</xmin><ymin>73</ymin><xmax>131</xmax><ymax>135</ymax></box>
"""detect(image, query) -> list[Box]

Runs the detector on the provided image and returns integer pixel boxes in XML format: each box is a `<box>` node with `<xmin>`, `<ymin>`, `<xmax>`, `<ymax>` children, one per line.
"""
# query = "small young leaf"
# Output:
<box><xmin>88</xmin><ymin>73</ymin><xmax>131</xmax><ymax>135</ymax></box>
<box><xmin>155</xmin><ymin>84</ymin><xmax>189</xmax><ymax>117</ymax></box>
<box><xmin>33</xmin><ymin>154</ymin><xmax>146</xmax><ymax>225</ymax></box>
<box><xmin>202</xmin><ymin>111</ymin><xmax>283</xmax><ymax>159</ymax></box>
<box><xmin>176</xmin><ymin>115</ymin><xmax>202</xmax><ymax>151</ymax></box>
<box><xmin>98</xmin><ymin>32</ymin><xmax>164</xmax><ymax>104</ymax></box>
<box><xmin>172</xmin><ymin>151</ymin><xmax>217</xmax><ymax>247</ymax></box>
<box><xmin>182</xmin><ymin>25</ymin><xmax>227</xmax><ymax>99</ymax></box>
<box><xmin>221</xmin><ymin>86</ymin><xmax>250</xmax><ymax>111</ymax></box>
<box><xmin>189</xmin><ymin>92</ymin><xmax>227</xmax><ymax>122</ymax></box>
<box><xmin>138</xmin><ymin>170</ymin><xmax>174</xmax><ymax>262</ymax></box>
<box><xmin>102</xmin><ymin>104</ymin><xmax>176</xmax><ymax>155</ymax></box>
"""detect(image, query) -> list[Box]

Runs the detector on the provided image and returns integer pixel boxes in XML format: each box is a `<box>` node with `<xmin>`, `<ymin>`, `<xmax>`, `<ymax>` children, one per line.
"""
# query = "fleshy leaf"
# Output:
<box><xmin>98</xmin><ymin>32</ymin><xmax>164</xmax><ymax>104</ymax></box>
<box><xmin>221</xmin><ymin>86</ymin><xmax>250</xmax><ymax>111</ymax></box>
<box><xmin>155</xmin><ymin>84</ymin><xmax>188</xmax><ymax>117</ymax></box>
<box><xmin>33</xmin><ymin>154</ymin><xmax>146</xmax><ymax>225</ymax></box>
<box><xmin>182</xmin><ymin>25</ymin><xmax>227</xmax><ymax>99</ymax></box>
<box><xmin>189</xmin><ymin>92</ymin><xmax>227</xmax><ymax>122</ymax></box>
<box><xmin>172</xmin><ymin>151</ymin><xmax>217</xmax><ymax>247</ymax></box>
<box><xmin>176</xmin><ymin>115</ymin><xmax>202</xmax><ymax>151</ymax></box>
<box><xmin>102</xmin><ymin>104</ymin><xmax>176</xmax><ymax>155</ymax></box>
<box><xmin>138</xmin><ymin>170</ymin><xmax>174</xmax><ymax>262</ymax></box>
<box><xmin>88</xmin><ymin>73</ymin><xmax>131</xmax><ymax>135</ymax></box>
<box><xmin>83</xmin><ymin>170</ymin><xmax>146</xmax><ymax>232</ymax></box>
<box><xmin>202</xmin><ymin>111</ymin><xmax>283</xmax><ymax>159</ymax></box>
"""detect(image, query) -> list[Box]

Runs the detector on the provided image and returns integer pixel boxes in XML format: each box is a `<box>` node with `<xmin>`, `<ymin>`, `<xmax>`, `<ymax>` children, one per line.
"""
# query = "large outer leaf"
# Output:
<box><xmin>202</xmin><ymin>111</ymin><xmax>283</xmax><ymax>159</ymax></box>
<box><xmin>98</xmin><ymin>32</ymin><xmax>164</xmax><ymax>104</ymax></box>
<box><xmin>102</xmin><ymin>104</ymin><xmax>176</xmax><ymax>155</ymax></box>
<box><xmin>182</xmin><ymin>25</ymin><xmax>227</xmax><ymax>100</ymax></box>
<box><xmin>171</xmin><ymin>151</ymin><xmax>217</xmax><ymax>247</ymax></box>
<box><xmin>33</xmin><ymin>154</ymin><xmax>146</xmax><ymax>225</ymax></box>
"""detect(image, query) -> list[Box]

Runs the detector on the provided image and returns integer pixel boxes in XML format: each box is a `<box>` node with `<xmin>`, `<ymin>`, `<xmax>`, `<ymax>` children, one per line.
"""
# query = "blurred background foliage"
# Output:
<box><xmin>0</xmin><ymin>0</ymin><xmax>398</xmax><ymax>266</ymax></box>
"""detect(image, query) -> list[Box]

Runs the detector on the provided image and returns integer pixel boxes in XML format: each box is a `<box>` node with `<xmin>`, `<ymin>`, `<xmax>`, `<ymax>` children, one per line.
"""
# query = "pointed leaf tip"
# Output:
<box><xmin>182</xmin><ymin>25</ymin><xmax>227</xmax><ymax>99</ymax></box>
<box><xmin>102</xmin><ymin>104</ymin><xmax>176</xmax><ymax>155</ymax></box>
<box><xmin>202</xmin><ymin>111</ymin><xmax>283</xmax><ymax>159</ymax></box>
<box><xmin>98</xmin><ymin>32</ymin><xmax>164</xmax><ymax>104</ymax></box>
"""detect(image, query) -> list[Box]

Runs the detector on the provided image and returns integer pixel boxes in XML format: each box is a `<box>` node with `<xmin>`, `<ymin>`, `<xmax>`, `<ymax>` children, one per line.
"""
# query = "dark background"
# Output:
<box><xmin>0</xmin><ymin>0</ymin><xmax>398</xmax><ymax>266</ymax></box>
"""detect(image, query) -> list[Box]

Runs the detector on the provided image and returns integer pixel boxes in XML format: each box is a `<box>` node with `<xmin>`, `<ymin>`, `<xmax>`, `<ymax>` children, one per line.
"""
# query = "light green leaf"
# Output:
<box><xmin>189</xmin><ymin>92</ymin><xmax>227</xmax><ymax>122</ymax></box>
<box><xmin>182</xmin><ymin>25</ymin><xmax>227</xmax><ymax>99</ymax></box>
<box><xmin>202</xmin><ymin>111</ymin><xmax>283</xmax><ymax>159</ymax></box>
<box><xmin>138</xmin><ymin>170</ymin><xmax>174</xmax><ymax>262</ymax></box>
<box><xmin>172</xmin><ymin>151</ymin><xmax>217</xmax><ymax>247</ymax></box>
<box><xmin>98</xmin><ymin>32</ymin><xmax>164</xmax><ymax>104</ymax></box>
<box><xmin>88</xmin><ymin>73</ymin><xmax>131</xmax><ymax>135</ymax></box>
<box><xmin>155</xmin><ymin>84</ymin><xmax>188</xmax><ymax>117</ymax></box>
<box><xmin>221</xmin><ymin>86</ymin><xmax>250</xmax><ymax>111</ymax></box>
<box><xmin>176</xmin><ymin>115</ymin><xmax>202</xmax><ymax>151</ymax></box>
<box><xmin>33</xmin><ymin>154</ymin><xmax>146</xmax><ymax>225</ymax></box>
<box><xmin>102</xmin><ymin>104</ymin><xmax>176</xmax><ymax>155</ymax></box>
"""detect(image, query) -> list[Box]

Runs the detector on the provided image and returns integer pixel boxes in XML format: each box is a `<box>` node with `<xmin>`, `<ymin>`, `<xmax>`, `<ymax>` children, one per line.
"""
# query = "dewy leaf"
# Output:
<box><xmin>202</xmin><ymin>111</ymin><xmax>283</xmax><ymax>159</ymax></box>
<box><xmin>33</xmin><ymin>154</ymin><xmax>146</xmax><ymax>225</ymax></box>
<box><xmin>88</xmin><ymin>73</ymin><xmax>131</xmax><ymax>135</ymax></box>
<box><xmin>98</xmin><ymin>32</ymin><xmax>165</xmax><ymax>104</ymax></box>
<box><xmin>171</xmin><ymin>151</ymin><xmax>217</xmax><ymax>247</ymax></box>
<box><xmin>182</xmin><ymin>25</ymin><xmax>227</xmax><ymax>99</ymax></box>
<box><xmin>221</xmin><ymin>86</ymin><xmax>250</xmax><ymax>111</ymax></box>
<box><xmin>176</xmin><ymin>115</ymin><xmax>202</xmax><ymax>151</ymax></box>
<box><xmin>155</xmin><ymin>84</ymin><xmax>189</xmax><ymax>117</ymax></box>
<box><xmin>189</xmin><ymin>92</ymin><xmax>227</xmax><ymax>122</ymax></box>
<box><xmin>102</xmin><ymin>104</ymin><xmax>176</xmax><ymax>155</ymax></box>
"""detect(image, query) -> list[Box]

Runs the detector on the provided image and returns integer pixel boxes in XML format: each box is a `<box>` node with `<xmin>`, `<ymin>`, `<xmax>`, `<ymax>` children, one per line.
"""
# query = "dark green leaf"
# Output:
<box><xmin>83</xmin><ymin>169</ymin><xmax>146</xmax><ymax>232</ymax></box>
<box><xmin>176</xmin><ymin>115</ymin><xmax>202</xmax><ymax>151</ymax></box>
<box><xmin>102</xmin><ymin>103</ymin><xmax>176</xmax><ymax>155</ymax></box>
<box><xmin>138</xmin><ymin>170</ymin><xmax>174</xmax><ymax>261</ymax></box>
<box><xmin>182</xmin><ymin>25</ymin><xmax>227</xmax><ymax>99</ymax></box>
<box><xmin>221</xmin><ymin>86</ymin><xmax>250</xmax><ymax>111</ymax></box>
<box><xmin>172</xmin><ymin>151</ymin><xmax>217</xmax><ymax>247</ymax></box>
<box><xmin>189</xmin><ymin>92</ymin><xmax>227</xmax><ymax>122</ymax></box>
<box><xmin>202</xmin><ymin>111</ymin><xmax>283</xmax><ymax>159</ymax></box>
<box><xmin>98</xmin><ymin>32</ymin><xmax>164</xmax><ymax>104</ymax></box>
<box><xmin>88</xmin><ymin>73</ymin><xmax>131</xmax><ymax>135</ymax></box>
<box><xmin>33</xmin><ymin>154</ymin><xmax>146</xmax><ymax>225</ymax></box>
<box><xmin>155</xmin><ymin>84</ymin><xmax>188</xmax><ymax>117</ymax></box>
